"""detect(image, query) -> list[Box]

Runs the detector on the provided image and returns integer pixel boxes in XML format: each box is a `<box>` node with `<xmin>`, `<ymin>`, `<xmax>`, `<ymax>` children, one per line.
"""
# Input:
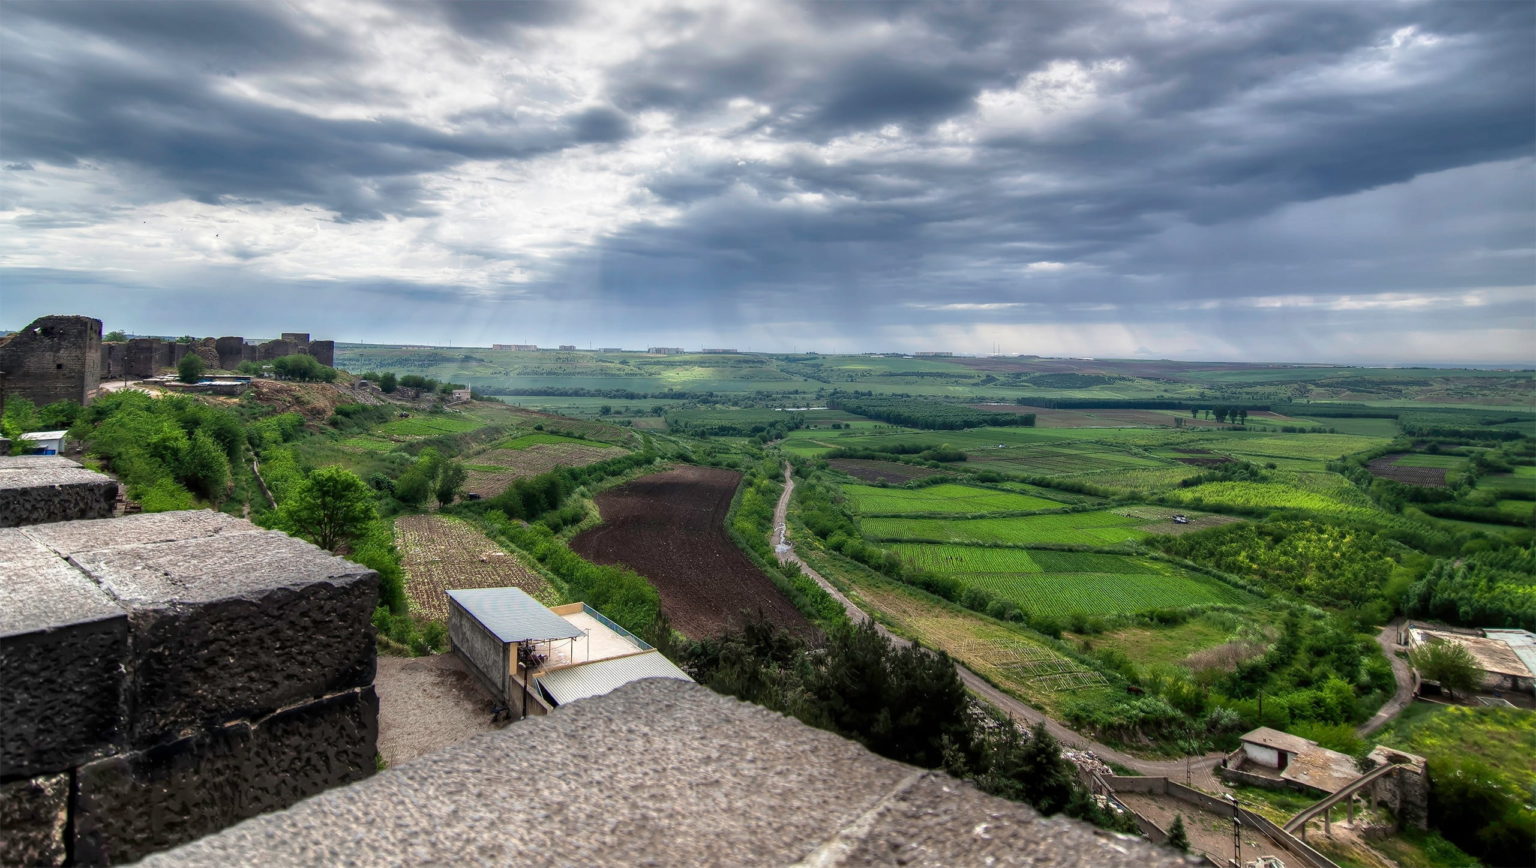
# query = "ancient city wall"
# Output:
<box><xmin>0</xmin><ymin>506</ymin><xmax>379</xmax><ymax>866</ymax></box>
<box><xmin>0</xmin><ymin>315</ymin><xmax>101</xmax><ymax>406</ymax></box>
<box><xmin>98</xmin><ymin>330</ymin><xmax>334</xmax><ymax>381</ymax></box>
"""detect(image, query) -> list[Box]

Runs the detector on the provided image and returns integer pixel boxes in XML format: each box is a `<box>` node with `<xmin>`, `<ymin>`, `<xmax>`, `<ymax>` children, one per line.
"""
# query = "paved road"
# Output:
<box><xmin>771</xmin><ymin>464</ymin><xmax>1226</xmax><ymax>786</ymax></box>
<box><xmin>1358</xmin><ymin>618</ymin><xmax>1416</xmax><ymax>737</ymax></box>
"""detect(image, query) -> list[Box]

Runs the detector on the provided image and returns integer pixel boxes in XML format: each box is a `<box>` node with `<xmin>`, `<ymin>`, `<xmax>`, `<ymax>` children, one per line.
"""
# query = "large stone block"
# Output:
<box><xmin>73</xmin><ymin>687</ymin><xmax>377</xmax><ymax>866</ymax></box>
<box><xmin>0</xmin><ymin>456</ymin><xmax>118</xmax><ymax>528</ymax></box>
<box><xmin>0</xmin><ymin>773</ymin><xmax>70</xmax><ymax>866</ymax></box>
<box><xmin>0</xmin><ymin>529</ymin><xmax>128</xmax><ymax>776</ymax></box>
<box><xmin>214</xmin><ymin>337</ymin><xmax>245</xmax><ymax>371</ymax></box>
<box><xmin>38</xmin><ymin>516</ymin><xmax>377</xmax><ymax>746</ymax></box>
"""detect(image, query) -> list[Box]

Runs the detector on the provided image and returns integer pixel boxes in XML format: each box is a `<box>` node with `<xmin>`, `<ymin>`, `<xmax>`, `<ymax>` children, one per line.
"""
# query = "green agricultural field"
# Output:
<box><xmin>498</xmin><ymin>432</ymin><xmax>613</xmax><ymax>450</ymax></box>
<box><xmin>842</xmin><ymin>483</ymin><xmax>1063</xmax><ymax>514</ymax></box>
<box><xmin>864</xmin><ymin>508</ymin><xmax>1152</xmax><ymax>545</ymax></box>
<box><xmin>375</xmin><ymin>415</ymin><xmax>486</xmax><ymax>437</ymax></box>
<box><xmin>892</xmin><ymin>543</ymin><xmax>1252</xmax><ymax>616</ymax></box>
<box><xmin>1297</xmin><ymin>416</ymin><xmax>1401</xmax><ymax>437</ymax></box>
<box><xmin>1163</xmin><ymin>472</ymin><xmax>1379</xmax><ymax>517</ymax></box>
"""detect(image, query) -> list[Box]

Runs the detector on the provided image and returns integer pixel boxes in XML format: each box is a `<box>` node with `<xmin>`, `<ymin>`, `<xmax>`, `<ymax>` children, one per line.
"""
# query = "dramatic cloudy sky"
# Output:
<box><xmin>2</xmin><ymin>0</ymin><xmax>1532</xmax><ymax>363</ymax></box>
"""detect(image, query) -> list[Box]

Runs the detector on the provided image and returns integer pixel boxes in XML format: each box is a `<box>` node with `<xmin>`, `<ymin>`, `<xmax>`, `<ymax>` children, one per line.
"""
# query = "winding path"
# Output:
<box><xmin>771</xmin><ymin>463</ymin><xmax>1227</xmax><ymax>784</ymax></box>
<box><xmin>1357</xmin><ymin>618</ymin><xmax>1416</xmax><ymax>737</ymax></box>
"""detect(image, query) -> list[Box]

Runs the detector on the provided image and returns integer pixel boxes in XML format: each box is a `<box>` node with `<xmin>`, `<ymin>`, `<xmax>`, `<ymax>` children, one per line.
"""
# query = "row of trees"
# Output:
<box><xmin>360</xmin><ymin>370</ymin><xmax>465</xmax><ymax>395</ymax></box>
<box><xmin>683</xmin><ymin>617</ymin><xmax>1128</xmax><ymax>828</ymax></box>
<box><xmin>831</xmin><ymin>395</ymin><xmax>1034</xmax><ymax>430</ymax></box>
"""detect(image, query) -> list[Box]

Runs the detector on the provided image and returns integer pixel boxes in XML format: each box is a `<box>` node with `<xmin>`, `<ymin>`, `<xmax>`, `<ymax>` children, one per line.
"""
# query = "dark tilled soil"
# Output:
<box><xmin>828</xmin><ymin>458</ymin><xmax>940</xmax><ymax>484</ymax></box>
<box><xmin>571</xmin><ymin>466</ymin><xmax>816</xmax><ymax>639</ymax></box>
<box><xmin>1366</xmin><ymin>453</ymin><xmax>1446</xmax><ymax>487</ymax></box>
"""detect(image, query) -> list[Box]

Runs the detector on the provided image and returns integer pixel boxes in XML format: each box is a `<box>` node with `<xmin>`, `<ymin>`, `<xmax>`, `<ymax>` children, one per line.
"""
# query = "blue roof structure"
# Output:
<box><xmin>447</xmin><ymin>587</ymin><xmax>584</xmax><ymax>644</ymax></box>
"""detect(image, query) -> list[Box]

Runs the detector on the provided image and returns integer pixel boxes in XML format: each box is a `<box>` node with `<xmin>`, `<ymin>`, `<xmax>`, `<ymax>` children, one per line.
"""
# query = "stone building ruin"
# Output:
<box><xmin>0</xmin><ymin>315</ymin><xmax>102</xmax><ymax>406</ymax></box>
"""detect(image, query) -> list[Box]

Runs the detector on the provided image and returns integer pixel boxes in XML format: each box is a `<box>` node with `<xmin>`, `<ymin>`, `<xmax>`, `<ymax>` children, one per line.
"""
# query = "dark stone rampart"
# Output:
<box><xmin>0</xmin><ymin>510</ymin><xmax>379</xmax><ymax>865</ymax></box>
<box><xmin>0</xmin><ymin>315</ymin><xmax>102</xmax><ymax>405</ymax></box>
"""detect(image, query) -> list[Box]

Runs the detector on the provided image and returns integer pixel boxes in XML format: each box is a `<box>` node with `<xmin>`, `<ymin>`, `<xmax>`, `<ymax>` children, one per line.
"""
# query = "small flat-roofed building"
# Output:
<box><xmin>1239</xmin><ymin>727</ymin><xmax>1312</xmax><ymax>771</ymax></box>
<box><xmin>1228</xmin><ymin>727</ymin><xmax>1360</xmax><ymax>795</ymax></box>
<box><xmin>1408</xmin><ymin>624</ymin><xmax>1535</xmax><ymax>695</ymax></box>
<box><xmin>447</xmin><ymin>588</ymin><xmax>692</xmax><ymax>717</ymax></box>
<box><xmin>449</xmin><ymin>388</ymin><xmax>471</xmax><ymax>403</ymax></box>
<box><xmin>17</xmin><ymin>430</ymin><xmax>68</xmax><ymax>455</ymax></box>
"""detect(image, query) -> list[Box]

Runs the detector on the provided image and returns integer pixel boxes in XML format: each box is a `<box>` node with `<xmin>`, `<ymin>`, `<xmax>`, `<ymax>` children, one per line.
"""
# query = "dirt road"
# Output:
<box><xmin>771</xmin><ymin>464</ymin><xmax>1226</xmax><ymax>786</ymax></box>
<box><xmin>1358</xmin><ymin>618</ymin><xmax>1416</xmax><ymax>736</ymax></box>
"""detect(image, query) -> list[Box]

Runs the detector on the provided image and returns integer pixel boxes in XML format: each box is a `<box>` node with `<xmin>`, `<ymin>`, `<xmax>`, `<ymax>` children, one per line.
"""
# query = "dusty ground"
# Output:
<box><xmin>375</xmin><ymin>654</ymin><xmax>502</xmax><ymax>767</ymax></box>
<box><xmin>827</xmin><ymin>458</ymin><xmax>942</xmax><ymax>484</ymax></box>
<box><xmin>1116</xmin><ymin>792</ymin><xmax>1313</xmax><ymax>868</ymax></box>
<box><xmin>571</xmin><ymin>465</ymin><xmax>816</xmax><ymax>639</ymax></box>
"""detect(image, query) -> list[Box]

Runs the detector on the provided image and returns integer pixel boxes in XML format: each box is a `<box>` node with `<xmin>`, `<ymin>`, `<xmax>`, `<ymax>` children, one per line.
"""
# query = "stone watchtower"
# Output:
<box><xmin>0</xmin><ymin>315</ymin><xmax>103</xmax><ymax>406</ymax></box>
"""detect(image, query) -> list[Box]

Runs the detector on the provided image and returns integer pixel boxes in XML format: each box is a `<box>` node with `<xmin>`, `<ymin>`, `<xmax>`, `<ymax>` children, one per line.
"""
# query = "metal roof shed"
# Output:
<box><xmin>447</xmin><ymin>587</ymin><xmax>585</xmax><ymax>715</ymax></box>
<box><xmin>534</xmin><ymin>650</ymin><xmax>693</xmax><ymax>707</ymax></box>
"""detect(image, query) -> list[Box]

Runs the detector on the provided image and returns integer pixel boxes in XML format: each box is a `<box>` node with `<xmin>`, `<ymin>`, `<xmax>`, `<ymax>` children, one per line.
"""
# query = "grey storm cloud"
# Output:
<box><xmin>0</xmin><ymin>0</ymin><xmax>1532</xmax><ymax>362</ymax></box>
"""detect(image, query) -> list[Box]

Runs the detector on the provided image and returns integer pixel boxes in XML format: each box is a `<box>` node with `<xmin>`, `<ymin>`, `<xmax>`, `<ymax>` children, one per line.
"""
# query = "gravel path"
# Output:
<box><xmin>1358</xmin><ymin>618</ymin><xmax>1416</xmax><ymax>736</ymax></box>
<box><xmin>375</xmin><ymin>654</ymin><xmax>502</xmax><ymax>767</ymax></box>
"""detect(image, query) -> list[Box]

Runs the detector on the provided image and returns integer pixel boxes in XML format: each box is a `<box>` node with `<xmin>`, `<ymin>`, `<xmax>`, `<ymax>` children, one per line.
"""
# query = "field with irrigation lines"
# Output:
<box><xmin>395</xmin><ymin>515</ymin><xmax>553</xmax><ymax>620</ymax></box>
<box><xmin>843</xmin><ymin>483</ymin><xmax>1063</xmax><ymax>514</ymax></box>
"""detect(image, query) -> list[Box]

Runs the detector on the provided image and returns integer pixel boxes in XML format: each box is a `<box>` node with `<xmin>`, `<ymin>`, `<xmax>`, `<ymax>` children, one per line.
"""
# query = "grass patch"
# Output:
<box><xmin>843</xmin><ymin>482</ymin><xmax>1063</xmax><ymax>514</ymax></box>
<box><xmin>864</xmin><ymin>508</ymin><xmax>1151</xmax><ymax>545</ymax></box>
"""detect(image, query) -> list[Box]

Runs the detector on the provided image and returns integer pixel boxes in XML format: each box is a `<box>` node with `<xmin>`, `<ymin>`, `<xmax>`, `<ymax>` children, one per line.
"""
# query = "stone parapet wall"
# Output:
<box><xmin>144</xmin><ymin>679</ymin><xmax>1185</xmax><ymax>868</ymax></box>
<box><xmin>0</xmin><ymin>456</ymin><xmax>118</xmax><ymax>528</ymax></box>
<box><xmin>0</xmin><ymin>511</ymin><xmax>378</xmax><ymax>865</ymax></box>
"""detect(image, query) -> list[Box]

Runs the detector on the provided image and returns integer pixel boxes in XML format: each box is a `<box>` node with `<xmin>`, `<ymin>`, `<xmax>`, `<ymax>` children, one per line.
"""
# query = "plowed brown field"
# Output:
<box><xmin>570</xmin><ymin>466</ymin><xmax>815</xmax><ymax>639</ymax></box>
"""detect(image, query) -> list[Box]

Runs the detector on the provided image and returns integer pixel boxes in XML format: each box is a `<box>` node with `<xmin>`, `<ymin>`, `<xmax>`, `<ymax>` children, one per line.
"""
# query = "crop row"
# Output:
<box><xmin>394</xmin><ymin>515</ymin><xmax>553</xmax><ymax>620</ymax></box>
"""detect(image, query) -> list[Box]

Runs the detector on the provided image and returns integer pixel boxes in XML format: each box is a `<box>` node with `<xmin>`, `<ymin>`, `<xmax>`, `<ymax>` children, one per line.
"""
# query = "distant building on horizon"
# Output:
<box><xmin>598</xmin><ymin>347</ymin><xmax>624</xmax><ymax>353</ymax></box>
<box><xmin>492</xmin><ymin>344</ymin><xmax>539</xmax><ymax>352</ymax></box>
<box><xmin>914</xmin><ymin>351</ymin><xmax>953</xmax><ymax>358</ymax></box>
<box><xmin>647</xmin><ymin>347</ymin><xmax>684</xmax><ymax>355</ymax></box>
<box><xmin>699</xmin><ymin>348</ymin><xmax>738</xmax><ymax>354</ymax></box>
<box><xmin>558</xmin><ymin>345</ymin><xmax>577</xmax><ymax>351</ymax></box>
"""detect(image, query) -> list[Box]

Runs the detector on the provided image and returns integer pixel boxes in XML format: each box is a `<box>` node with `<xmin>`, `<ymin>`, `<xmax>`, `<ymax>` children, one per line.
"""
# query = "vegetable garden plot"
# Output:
<box><xmin>843</xmin><ymin>483</ymin><xmax>1063</xmax><ymax>515</ymax></box>
<box><xmin>957</xmin><ymin>569</ymin><xmax>1252</xmax><ymax>617</ymax></box>
<box><xmin>394</xmin><ymin>515</ymin><xmax>552</xmax><ymax>621</ymax></box>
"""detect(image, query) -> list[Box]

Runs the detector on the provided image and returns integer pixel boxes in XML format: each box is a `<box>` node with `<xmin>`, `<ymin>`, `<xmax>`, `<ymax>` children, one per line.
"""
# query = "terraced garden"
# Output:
<box><xmin>394</xmin><ymin>515</ymin><xmax>553</xmax><ymax>620</ymax></box>
<box><xmin>462</xmin><ymin>440</ymin><xmax>625</xmax><ymax>498</ymax></box>
<box><xmin>842</xmin><ymin>483</ymin><xmax>1063</xmax><ymax>514</ymax></box>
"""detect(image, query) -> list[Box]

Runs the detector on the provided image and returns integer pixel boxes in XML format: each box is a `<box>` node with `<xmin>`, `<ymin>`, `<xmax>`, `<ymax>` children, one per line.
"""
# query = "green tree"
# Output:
<box><xmin>1167</xmin><ymin>814</ymin><xmax>1190</xmax><ymax>852</ymax></box>
<box><xmin>1409</xmin><ymin>640</ymin><xmax>1481</xmax><ymax>698</ymax></box>
<box><xmin>435</xmin><ymin>459</ymin><xmax>467</xmax><ymax>506</ymax></box>
<box><xmin>394</xmin><ymin>466</ymin><xmax>431</xmax><ymax>507</ymax></box>
<box><xmin>277</xmin><ymin>467</ymin><xmax>377</xmax><ymax>551</ymax></box>
<box><xmin>379</xmin><ymin>371</ymin><xmax>398</xmax><ymax>393</ymax></box>
<box><xmin>178</xmin><ymin>353</ymin><xmax>205</xmax><ymax>384</ymax></box>
<box><xmin>181</xmin><ymin>429</ymin><xmax>230</xmax><ymax>504</ymax></box>
<box><xmin>176</xmin><ymin>335</ymin><xmax>197</xmax><ymax>344</ymax></box>
<box><xmin>104</xmin><ymin>330</ymin><xmax>127</xmax><ymax>342</ymax></box>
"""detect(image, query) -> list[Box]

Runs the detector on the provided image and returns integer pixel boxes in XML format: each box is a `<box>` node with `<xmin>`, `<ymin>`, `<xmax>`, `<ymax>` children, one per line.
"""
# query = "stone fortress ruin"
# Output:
<box><xmin>0</xmin><ymin>315</ymin><xmax>335</xmax><ymax>405</ymax></box>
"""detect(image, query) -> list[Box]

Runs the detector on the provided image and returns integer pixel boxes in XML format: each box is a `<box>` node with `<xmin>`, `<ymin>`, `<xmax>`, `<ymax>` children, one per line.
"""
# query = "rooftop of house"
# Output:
<box><xmin>1239</xmin><ymin>727</ymin><xmax>1313</xmax><ymax>755</ymax></box>
<box><xmin>1410</xmin><ymin>626</ymin><xmax>1532</xmax><ymax>679</ymax></box>
<box><xmin>142</xmin><ymin>678</ymin><xmax>1183</xmax><ymax>868</ymax></box>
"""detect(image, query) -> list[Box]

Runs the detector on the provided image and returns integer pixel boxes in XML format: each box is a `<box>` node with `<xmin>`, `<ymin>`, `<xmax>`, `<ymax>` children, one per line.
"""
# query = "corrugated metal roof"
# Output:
<box><xmin>535</xmin><ymin>651</ymin><xmax>693</xmax><ymax>706</ymax></box>
<box><xmin>447</xmin><ymin>587</ymin><xmax>584</xmax><ymax>644</ymax></box>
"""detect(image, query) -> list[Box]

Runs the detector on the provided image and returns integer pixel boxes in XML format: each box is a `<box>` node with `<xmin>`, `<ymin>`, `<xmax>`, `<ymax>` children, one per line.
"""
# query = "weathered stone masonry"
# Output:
<box><xmin>0</xmin><ymin>509</ymin><xmax>379</xmax><ymax>866</ymax></box>
<box><xmin>0</xmin><ymin>315</ymin><xmax>102</xmax><ymax>406</ymax></box>
<box><xmin>0</xmin><ymin>456</ymin><xmax>118</xmax><ymax>528</ymax></box>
